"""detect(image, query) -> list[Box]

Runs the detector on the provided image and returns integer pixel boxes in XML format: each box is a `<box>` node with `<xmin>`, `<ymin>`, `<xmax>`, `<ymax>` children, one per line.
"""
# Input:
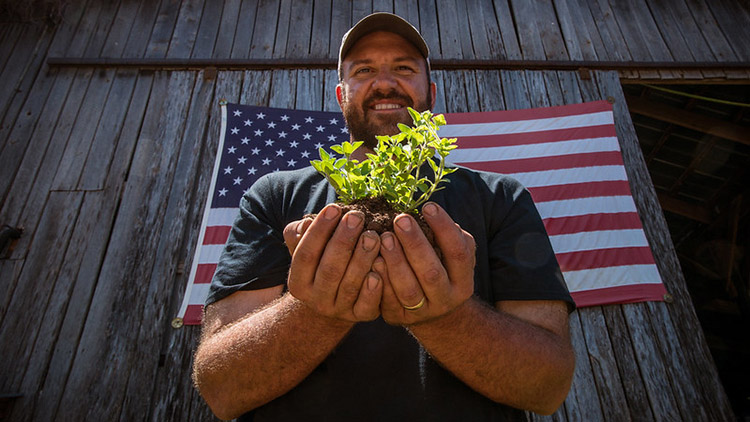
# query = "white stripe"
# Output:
<box><xmin>535</xmin><ymin>196</ymin><xmax>638</xmax><ymax>219</ymax></box>
<box><xmin>549</xmin><ymin>229</ymin><xmax>649</xmax><ymax>254</ymax></box>
<box><xmin>198</xmin><ymin>244</ymin><xmax>226</xmax><ymax>264</ymax></box>
<box><xmin>563</xmin><ymin>264</ymin><xmax>662</xmax><ymax>292</ymax></box>
<box><xmin>207</xmin><ymin>207</ymin><xmax>239</xmax><ymax>226</ymax></box>
<box><xmin>500</xmin><ymin>165</ymin><xmax>628</xmax><ymax>188</ymax></box>
<box><xmin>188</xmin><ymin>282</ymin><xmax>211</xmax><ymax>305</ymax></box>
<box><xmin>439</xmin><ymin>111</ymin><xmax>614</xmax><ymax>137</ymax></box>
<box><xmin>448</xmin><ymin>136</ymin><xmax>620</xmax><ymax>162</ymax></box>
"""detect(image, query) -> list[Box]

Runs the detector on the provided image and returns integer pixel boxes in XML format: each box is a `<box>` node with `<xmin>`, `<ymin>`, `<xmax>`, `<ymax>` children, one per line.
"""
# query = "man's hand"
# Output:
<box><xmin>283</xmin><ymin>203</ymin><xmax>383</xmax><ymax>322</ymax></box>
<box><xmin>375</xmin><ymin>202</ymin><xmax>475</xmax><ymax>326</ymax></box>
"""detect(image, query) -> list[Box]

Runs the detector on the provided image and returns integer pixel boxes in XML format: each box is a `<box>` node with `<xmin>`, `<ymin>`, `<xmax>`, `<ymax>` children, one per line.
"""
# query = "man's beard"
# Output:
<box><xmin>342</xmin><ymin>89</ymin><xmax>431</xmax><ymax>149</ymax></box>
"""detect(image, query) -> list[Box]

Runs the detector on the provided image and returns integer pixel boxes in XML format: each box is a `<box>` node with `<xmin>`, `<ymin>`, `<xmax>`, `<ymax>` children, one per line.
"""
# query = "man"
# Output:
<box><xmin>193</xmin><ymin>13</ymin><xmax>575</xmax><ymax>421</ymax></box>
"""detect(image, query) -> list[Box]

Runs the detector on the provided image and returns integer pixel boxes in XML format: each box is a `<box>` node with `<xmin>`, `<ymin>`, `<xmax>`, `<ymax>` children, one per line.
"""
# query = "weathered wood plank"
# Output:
<box><xmin>269</xmin><ymin>69</ymin><xmax>298</xmax><ymax>108</ymax></box>
<box><xmin>166</xmin><ymin>0</ymin><xmax>203</xmax><ymax>58</ymax></box>
<box><xmin>491</xmin><ymin>0</ymin><xmax>522</xmax><ymax>60</ymax></box>
<box><xmin>431</xmin><ymin>70</ymin><xmax>447</xmax><ymax>114</ymax></box>
<box><xmin>26</xmin><ymin>73</ymin><xmax>155</xmax><ymax>422</ymax></box>
<box><xmin>121</xmin><ymin>0</ymin><xmax>164</xmax><ymax>58</ymax></box>
<box><xmin>552</xmin><ymin>0</ymin><xmax>596</xmax><ymax>61</ymax></box>
<box><xmin>328</xmin><ymin>0</ymin><xmax>351</xmax><ymax>58</ymax></box>
<box><xmin>417</xmin><ymin>0</ymin><xmax>442</xmax><ymax>60</ymax></box>
<box><xmin>394</xmin><ymin>0</ymin><xmax>420</xmax><ymax>37</ymax></box>
<box><xmin>284</xmin><ymin>0</ymin><xmax>314</xmax><ymax>58</ymax></box>
<box><xmin>191</xmin><ymin>0</ymin><xmax>224</xmax><ymax>57</ymax></box>
<box><xmin>508</xmin><ymin>0</ymin><xmax>546</xmax><ymax>60</ymax></box>
<box><xmin>706</xmin><ymin>0</ymin><xmax>750</xmax><ymax>61</ymax></box>
<box><xmin>230</xmin><ymin>0</ymin><xmax>259</xmax><ymax>59</ymax></box>
<box><xmin>645</xmin><ymin>0</ymin><xmax>710</xmax><ymax>79</ymax></box>
<box><xmin>526</xmin><ymin>71</ymin><xmax>551</xmax><ymax>108</ymax></box>
<box><xmin>240</xmin><ymin>70</ymin><xmax>272</xmax><ymax>106</ymax></box>
<box><xmin>0</xmin><ymin>24</ymin><xmax>23</xmax><ymax>76</ymax></box>
<box><xmin>372</xmin><ymin>0</ymin><xmax>393</xmax><ymax>13</ymax></box>
<box><xmin>323</xmin><ymin>69</ymin><xmax>340</xmax><ymax>112</ymax></box>
<box><xmin>562</xmin><ymin>310</ymin><xmax>606</xmax><ymax>421</ymax></box>
<box><xmin>442</xmin><ymin>70</ymin><xmax>470</xmax><ymax>113</ymax></box>
<box><xmin>0</xmin><ymin>259</ymin><xmax>24</xmax><ymax>323</ymax></box>
<box><xmin>434</xmin><ymin>0</ymin><xmax>464</xmax><ymax>59</ymax></box>
<box><xmin>500</xmin><ymin>70</ymin><xmax>531</xmax><ymax>110</ymax></box>
<box><xmin>272</xmin><ymin>0</ymin><xmax>294</xmax><ymax>58</ymax></box>
<box><xmin>100</xmin><ymin>0</ymin><xmax>142</xmax><ymax>58</ymax></box>
<box><xmin>145</xmin><ymin>0</ymin><xmax>182</xmax><ymax>58</ymax></box>
<box><xmin>0</xmin><ymin>191</ymin><xmax>83</xmax><ymax>393</ymax></box>
<box><xmin>249</xmin><ymin>0</ymin><xmax>281</xmax><ymax>58</ymax></box>
<box><xmin>295</xmin><ymin>69</ymin><xmax>325</xmax><ymax>111</ymax></box>
<box><xmin>351</xmin><ymin>0</ymin><xmax>373</xmax><ymax>23</ymax></box>
<box><xmin>684</xmin><ymin>0</ymin><xmax>746</xmax><ymax>79</ymax></box>
<box><xmin>451</xmin><ymin>0</ymin><xmax>476</xmax><ymax>59</ymax></box>
<box><xmin>582</xmin><ymin>0</ymin><xmax>639</xmax><ymax>78</ymax></box>
<box><xmin>310</xmin><ymin>0</ymin><xmax>332</xmax><ymax>57</ymax></box>
<box><xmin>51</xmin><ymin>69</ymin><xmax>117</xmax><ymax>190</ymax></box>
<box><xmin>473</xmin><ymin>70</ymin><xmax>505</xmax><ymax>112</ymax></box>
<box><xmin>0</xmin><ymin>68</ymin><xmax>84</xmax><ymax>227</ymax></box>
<box><xmin>214</xmin><ymin>0</ymin><xmax>241</xmax><ymax>58</ymax></box>
<box><xmin>81</xmin><ymin>0</ymin><xmax>122</xmax><ymax>57</ymax></box>
<box><xmin>0</xmin><ymin>24</ymin><xmax>50</xmax><ymax>125</ymax></box>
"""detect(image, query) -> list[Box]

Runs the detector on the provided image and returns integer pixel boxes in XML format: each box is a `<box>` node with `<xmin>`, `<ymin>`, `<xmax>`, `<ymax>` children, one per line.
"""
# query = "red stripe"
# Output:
<box><xmin>195</xmin><ymin>263</ymin><xmax>218</xmax><ymax>284</ymax></box>
<box><xmin>529</xmin><ymin>180</ymin><xmax>633</xmax><ymax>203</ymax></box>
<box><xmin>571</xmin><ymin>283</ymin><xmax>667</xmax><ymax>307</ymax></box>
<box><xmin>183</xmin><ymin>304</ymin><xmax>204</xmax><ymax>325</ymax></box>
<box><xmin>555</xmin><ymin>246</ymin><xmax>655</xmax><ymax>272</ymax></box>
<box><xmin>544</xmin><ymin>212</ymin><xmax>643</xmax><ymax>235</ymax></box>
<box><xmin>203</xmin><ymin>226</ymin><xmax>231</xmax><ymax>244</ymax></box>
<box><xmin>445</xmin><ymin>100</ymin><xmax>612</xmax><ymax>124</ymax></box>
<box><xmin>452</xmin><ymin>125</ymin><xmax>617</xmax><ymax>148</ymax></box>
<box><xmin>456</xmin><ymin>151</ymin><xmax>624</xmax><ymax>174</ymax></box>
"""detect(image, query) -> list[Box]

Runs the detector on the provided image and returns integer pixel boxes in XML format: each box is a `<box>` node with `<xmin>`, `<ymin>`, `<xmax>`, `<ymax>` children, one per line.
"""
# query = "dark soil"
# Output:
<box><xmin>306</xmin><ymin>196</ymin><xmax>438</xmax><ymax>250</ymax></box>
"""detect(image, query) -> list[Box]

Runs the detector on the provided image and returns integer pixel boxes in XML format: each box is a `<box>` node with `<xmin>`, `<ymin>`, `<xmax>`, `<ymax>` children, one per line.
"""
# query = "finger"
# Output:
<box><xmin>283</xmin><ymin>217</ymin><xmax>312</xmax><ymax>255</ymax></box>
<box><xmin>312</xmin><ymin>211</ymin><xmax>365</xmax><ymax>304</ymax></box>
<box><xmin>379</xmin><ymin>231</ymin><xmax>426</xmax><ymax>309</ymax></box>
<box><xmin>287</xmin><ymin>204</ymin><xmax>342</xmax><ymax>299</ymax></box>
<box><xmin>352</xmin><ymin>271</ymin><xmax>383</xmax><ymax>321</ymax></box>
<box><xmin>373</xmin><ymin>258</ymin><xmax>402</xmax><ymax>322</ymax></box>
<box><xmin>335</xmin><ymin>230</ymin><xmax>380</xmax><ymax>308</ymax></box>
<box><xmin>421</xmin><ymin>202</ymin><xmax>475</xmax><ymax>289</ymax></box>
<box><xmin>390</xmin><ymin>214</ymin><xmax>449</xmax><ymax>301</ymax></box>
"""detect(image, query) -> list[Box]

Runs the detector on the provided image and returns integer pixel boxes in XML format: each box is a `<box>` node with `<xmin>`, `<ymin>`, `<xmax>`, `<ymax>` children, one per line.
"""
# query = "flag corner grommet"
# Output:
<box><xmin>171</xmin><ymin>317</ymin><xmax>184</xmax><ymax>329</ymax></box>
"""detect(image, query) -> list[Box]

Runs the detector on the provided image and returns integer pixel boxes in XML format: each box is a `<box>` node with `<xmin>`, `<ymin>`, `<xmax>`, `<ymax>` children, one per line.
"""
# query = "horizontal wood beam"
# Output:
<box><xmin>625</xmin><ymin>94</ymin><xmax>749</xmax><ymax>146</ymax></box>
<box><xmin>657</xmin><ymin>192</ymin><xmax>713</xmax><ymax>224</ymax></box>
<box><xmin>46</xmin><ymin>57</ymin><xmax>750</xmax><ymax>72</ymax></box>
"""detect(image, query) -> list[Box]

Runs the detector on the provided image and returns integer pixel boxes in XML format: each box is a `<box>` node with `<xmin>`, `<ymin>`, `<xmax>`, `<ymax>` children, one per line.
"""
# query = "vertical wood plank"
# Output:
<box><xmin>249</xmin><ymin>0</ymin><xmax>280</xmax><ymax>58</ymax></box>
<box><xmin>240</xmin><ymin>70</ymin><xmax>273</xmax><ymax>106</ymax></box>
<box><xmin>323</xmin><ymin>69</ymin><xmax>341</xmax><ymax>112</ymax></box>
<box><xmin>145</xmin><ymin>0</ymin><xmax>182</xmax><ymax>58</ymax></box>
<box><xmin>285</xmin><ymin>0</ymin><xmax>314</xmax><ymax>58</ymax></box>
<box><xmin>214</xmin><ymin>0</ymin><xmax>242</xmax><ymax>57</ymax></box>
<box><xmin>328</xmin><ymin>0</ymin><xmax>351</xmax><ymax>58</ymax></box>
<box><xmin>500</xmin><ymin>70</ymin><xmax>532</xmax><ymax>110</ymax></box>
<box><xmin>491</xmin><ymin>0</ymin><xmax>522</xmax><ymax>60</ymax></box>
<box><xmin>431</xmin><ymin>70</ymin><xmax>447</xmax><ymax>114</ymax></box>
<box><xmin>644</xmin><ymin>1</ymin><xmax>709</xmax><ymax>79</ymax></box>
<box><xmin>310</xmin><ymin>0</ymin><xmax>332</xmax><ymax>57</ymax></box>
<box><xmin>272</xmin><ymin>0</ymin><xmax>293</xmax><ymax>58</ymax></box>
<box><xmin>394</xmin><ymin>0</ymin><xmax>420</xmax><ymax>33</ymax></box>
<box><xmin>684</xmin><ymin>0</ymin><xmax>745</xmax><ymax>79</ymax></box>
<box><xmin>416</xmin><ymin>0</ymin><xmax>442</xmax><ymax>60</ymax></box>
<box><xmin>508</xmin><ymin>0</ymin><xmax>546</xmax><ymax>60</ymax></box>
<box><xmin>0</xmin><ymin>259</ymin><xmax>24</xmax><ymax>322</ymax></box>
<box><xmin>295</xmin><ymin>69</ymin><xmax>325</xmax><ymax>111</ymax></box>
<box><xmin>562</xmin><ymin>310</ymin><xmax>606</xmax><ymax>421</ymax></box>
<box><xmin>230</xmin><ymin>0</ymin><xmax>259</xmax><ymax>59</ymax></box>
<box><xmin>166</xmin><ymin>0</ymin><xmax>204</xmax><ymax>58</ymax></box>
<box><xmin>551</xmin><ymin>0</ymin><xmax>601</xmax><ymax>61</ymax></box>
<box><xmin>269</xmin><ymin>69</ymin><xmax>298</xmax><ymax>108</ymax></box>
<box><xmin>474</xmin><ymin>70</ymin><xmax>505</xmax><ymax>112</ymax></box>
<box><xmin>434</xmin><ymin>0</ymin><xmax>464</xmax><ymax>59</ymax></box>
<box><xmin>191</xmin><ymin>0</ymin><xmax>224</xmax><ymax>57</ymax></box>
<box><xmin>121</xmin><ymin>0</ymin><xmax>164</xmax><ymax>58</ymax></box>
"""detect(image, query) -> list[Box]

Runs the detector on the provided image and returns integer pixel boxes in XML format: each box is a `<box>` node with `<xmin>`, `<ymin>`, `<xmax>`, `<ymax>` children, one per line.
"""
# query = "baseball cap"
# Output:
<box><xmin>338</xmin><ymin>13</ymin><xmax>430</xmax><ymax>69</ymax></box>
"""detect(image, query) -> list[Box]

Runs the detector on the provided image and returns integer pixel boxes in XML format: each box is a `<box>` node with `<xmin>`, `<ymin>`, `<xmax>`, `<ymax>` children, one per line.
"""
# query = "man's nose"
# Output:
<box><xmin>371</xmin><ymin>69</ymin><xmax>397</xmax><ymax>89</ymax></box>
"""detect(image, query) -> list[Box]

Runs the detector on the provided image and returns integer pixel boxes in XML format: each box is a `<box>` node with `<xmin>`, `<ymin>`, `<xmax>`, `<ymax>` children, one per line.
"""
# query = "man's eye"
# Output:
<box><xmin>355</xmin><ymin>68</ymin><xmax>371</xmax><ymax>74</ymax></box>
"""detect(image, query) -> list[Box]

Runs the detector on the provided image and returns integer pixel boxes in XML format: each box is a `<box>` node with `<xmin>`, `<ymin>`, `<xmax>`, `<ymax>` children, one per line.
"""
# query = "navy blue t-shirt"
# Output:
<box><xmin>207</xmin><ymin>165</ymin><xmax>573</xmax><ymax>421</ymax></box>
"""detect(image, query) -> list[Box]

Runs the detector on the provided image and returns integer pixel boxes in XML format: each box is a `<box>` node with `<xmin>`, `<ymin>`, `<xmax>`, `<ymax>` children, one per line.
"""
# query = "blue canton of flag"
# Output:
<box><xmin>212</xmin><ymin>103</ymin><xmax>349</xmax><ymax>208</ymax></box>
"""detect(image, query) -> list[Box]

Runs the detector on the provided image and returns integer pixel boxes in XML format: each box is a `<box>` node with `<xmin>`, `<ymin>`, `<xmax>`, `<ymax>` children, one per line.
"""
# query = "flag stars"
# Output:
<box><xmin>340</xmin><ymin>127</ymin><xmax>349</xmax><ymax>134</ymax></box>
<box><xmin>248</xmin><ymin>167</ymin><xmax>257</xmax><ymax>175</ymax></box>
<box><xmin>233</xmin><ymin>177</ymin><xmax>243</xmax><ymax>185</ymax></box>
<box><xmin>291</xmin><ymin>124</ymin><xmax>301</xmax><ymax>130</ymax></box>
<box><xmin>314</xmin><ymin>142</ymin><xmax>324</xmax><ymax>149</ymax></box>
<box><xmin>233</xmin><ymin>110</ymin><xmax>242</xmax><ymax>117</ymax></box>
<box><xmin>280</xmin><ymin>115</ymin><xmax>289</xmax><ymax>121</ymax></box>
<box><xmin>262</xmin><ymin>158</ymin><xmax>272</xmax><ymax>165</ymax></box>
<box><xmin>287</xmin><ymin>159</ymin><xmax>297</xmax><ymax>167</ymax></box>
<box><xmin>227</xmin><ymin>146</ymin><xmax>237</xmax><ymax>154</ymax></box>
<box><xmin>301</xmin><ymin>150</ymin><xmax>311</xmax><ymax>158</ymax></box>
<box><xmin>329</xmin><ymin>118</ymin><xmax>338</xmax><ymax>125</ymax></box>
<box><xmin>256</xmin><ymin>112</ymin><xmax>266</xmax><ymax>119</ymax></box>
<box><xmin>231</xmin><ymin>127</ymin><xmax>240</xmax><ymax>135</ymax></box>
<box><xmin>254</xmin><ymin>129</ymin><xmax>263</xmax><ymax>136</ymax></box>
<box><xmin>278</xmin><ymin>131</ymin><xmax>287</xmax><ymax>138</ymax></box>
<box><xmin>267</xmin><ymin>121</ymin><xmax>277</xmax><ymax>129</ymax></box>
<box><xmin>241</xmin><ymin>137</ymin><xmax>250</xmax><ymax>144</ymax></box>
<box><xmin>276</xmin><ymin>149</ymin><xmax>286</xmax><ymax>157</ymax></box>
<box><xmin>289</xmin><ymin>140</ymin><xmax>299</xmax><ymax>148</ymax></box>
<box><xmin>218</xmin><ymin>188</ymin><xmax>228</xmax><ymax>196</ymax></box>
<box><xmin>244</xmin><ymin>119</ymin><xmax>253</xmax><ymax>126</ymax></box>
<box><xmin>303</xmin><ymin>133</ymin><xmax>312</xmax><ymax>140</ymax></box>
<box><xmin>223</xmin><ymin>166</ymin><xmax>233</xmax><ymax>174</ymax></box>
<box><xmin>238</xmin><ymin>156</ymin><xmax>247</xmax><ymax>164</ymax></box>
<box><xmin>327</xmin><ymin>134</ymin><xmax>337</xmax><ymax>142</ymax></box>
<box><xmin>315</xmin><ymin>125</ymin><xmax>325</xmax><ymax>132</ymax></box>
<box><xmin>305</xmin><ymin>116</ymin><xmax>314</xmax><ymax>123</ymax></box>
<box><xmin>265</xmin><ymin>139</ymin><xmax>275</xmax><ymax>146</ymax></box>
<box><xmin>251</xmin><ymin>147</ymin><xmax>261</xmax><ymax>155</ymax></box>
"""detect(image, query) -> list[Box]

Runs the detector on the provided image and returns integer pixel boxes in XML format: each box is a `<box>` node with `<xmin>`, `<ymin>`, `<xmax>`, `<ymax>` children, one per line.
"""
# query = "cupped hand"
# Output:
<box><xmin>283</xmin><ymin>204</ymin><xmax>383</xmax><ymax>322</ymax></box>
<box><xmin>375</xmin><ymin>202</ymin><xmax>475</xmax><ymax>326</ymax></box>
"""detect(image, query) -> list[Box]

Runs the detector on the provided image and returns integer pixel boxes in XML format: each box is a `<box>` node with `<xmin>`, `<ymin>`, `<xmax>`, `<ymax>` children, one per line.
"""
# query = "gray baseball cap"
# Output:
<box><xmin>338</xmin><ymin>13</ymin><xmax>430</xmax><ymax>68</ymax></box>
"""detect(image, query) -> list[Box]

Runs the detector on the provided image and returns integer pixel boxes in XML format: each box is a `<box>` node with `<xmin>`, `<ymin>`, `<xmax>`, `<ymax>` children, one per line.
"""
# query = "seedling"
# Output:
<box><xmin>311</xmin><ymin>108</ymin><xmax>457</xmax><ymax>215</ymax></box>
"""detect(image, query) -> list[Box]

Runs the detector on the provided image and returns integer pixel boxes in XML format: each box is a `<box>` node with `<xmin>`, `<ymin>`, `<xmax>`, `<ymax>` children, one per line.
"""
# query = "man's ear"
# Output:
<box><xmin>336</xmin><ymin>84</ymin><xmax>344</xmax><ymax>109</ymax></box>
<box><xmin>429</xmin><ymin>81</ymin><xmax>437</xmax><ymax>110</ymax></box>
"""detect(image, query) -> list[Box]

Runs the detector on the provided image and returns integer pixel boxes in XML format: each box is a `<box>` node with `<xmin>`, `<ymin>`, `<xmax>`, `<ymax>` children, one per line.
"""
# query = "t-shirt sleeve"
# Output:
<box><xmin>487</xmin><ymin>178</ymin><xmax>575</xmax><ymax>310</ymax></box>
<box><xmin>205</xmin><ymin>175</ymin><xmax>290</xmax><ymax>306</ymax></box>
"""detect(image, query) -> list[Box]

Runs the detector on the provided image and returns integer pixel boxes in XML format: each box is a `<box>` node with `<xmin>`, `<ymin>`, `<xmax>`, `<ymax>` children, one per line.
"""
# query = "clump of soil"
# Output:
<box><xmin>306</xmin><ymin>196</ymin><xmax>438</xmax><ymax>252</ymax></box>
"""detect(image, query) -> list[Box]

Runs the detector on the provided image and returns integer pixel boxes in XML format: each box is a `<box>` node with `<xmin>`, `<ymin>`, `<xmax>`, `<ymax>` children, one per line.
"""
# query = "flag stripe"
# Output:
<box><xmin>195</xmin><ymin>263</ymin><xmax>218</xmax><ymax>284</ymax></box>
<box><xmin>449</xmin><ymin>136</ymin><xmax>621</xmax><ymax>163</ymax></box>
<box><xmin>452</xmin><ymin>125</ymin><xmax>617</xmax><ymax>148</ymax></box>
<box><xmin>556</xmin><ymin>246</ymin><xmax>655</xmax><ymax>272</ymax></box>
<box><xmin>549</xmin><ymin>229</ymin><xmax>648</xmax><ymax>254</ymax></box>
<box><xmin>204</xmin><ymin>226</ymin><xmax>232</xmax><ymax>245</ymax></box>
<box><xmin>438</xmin><ymin>111</ymin><xmax>615</xmax><ymax>137</ymax></box>
<box><xmin>535</xmin><ymin>196</ymin><xmax>637</xmax><ymax>220</ymax></box>
<box><xmin>443</xmin><ymin>100</ymin><xmax>612</xmax><ymax>124</ymax></box>
<box><xmin>455</xmin><ymin>150</ymin><xmax>624</xmax><ymax>174</ymax></box>
<box><xmin>562</xmin><ymin>264</ymin><xmax>662</xmax><ymax>292</ymax></box>
<box><xmin>571</xmin><ymin>283</ymin><xmax>667</xmax><ymax>307</ymax></box>
<box><xmin>529</xmin><ymin>180</ymin><xmax>633</xmax><ymax>203</ymax></box>
<box><xmin>543</xmin><ymin>212</ymin><xmax>644</xmax><ymax>235</ymax></box>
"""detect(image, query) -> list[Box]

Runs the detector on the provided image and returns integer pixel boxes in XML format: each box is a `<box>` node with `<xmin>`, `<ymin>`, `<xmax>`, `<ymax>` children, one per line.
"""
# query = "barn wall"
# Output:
<box><xmin>0</xmin><ymin>0</ymin><xmax>746</xmax><ymax>420</ymax></box>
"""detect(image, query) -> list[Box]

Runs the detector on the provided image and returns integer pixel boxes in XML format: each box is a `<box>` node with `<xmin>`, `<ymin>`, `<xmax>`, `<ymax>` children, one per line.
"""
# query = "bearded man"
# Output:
<box><xmin>193</xmin><ymin>13</ymin><xmax>576</xmax><ymax>422</ymax></box>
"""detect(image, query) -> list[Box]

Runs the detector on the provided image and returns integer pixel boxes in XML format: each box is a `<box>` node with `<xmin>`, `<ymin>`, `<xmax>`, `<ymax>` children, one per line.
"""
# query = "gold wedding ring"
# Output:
<box><xmin>403</xmin><ymin>297</ymin><xmax>426</xmax><ymax>311</ymax></box>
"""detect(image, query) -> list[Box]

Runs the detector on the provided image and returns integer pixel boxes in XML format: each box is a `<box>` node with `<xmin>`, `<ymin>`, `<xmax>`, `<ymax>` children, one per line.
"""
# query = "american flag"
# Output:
<box><xmin>175</xmin><ymin>100</ymin><xmax>666</xmax><ymax>326</ymax></box>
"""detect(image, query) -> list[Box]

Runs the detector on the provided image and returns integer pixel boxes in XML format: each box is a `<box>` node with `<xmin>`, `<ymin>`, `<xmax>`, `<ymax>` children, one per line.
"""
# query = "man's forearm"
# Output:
<box><xmin>407</xmin><ymin>297</ymin><xmax>575</xmax><ymax>415</ymax></box>
<box><xmin>193</xmin><ymin>293</ymin><xmax>353</xmax><ymax>420</ymax></box>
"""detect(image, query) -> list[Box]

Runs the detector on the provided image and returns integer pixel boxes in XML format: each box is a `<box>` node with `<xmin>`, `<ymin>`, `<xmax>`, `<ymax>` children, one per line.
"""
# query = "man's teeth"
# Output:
<box><xmin>373</xmin><ymin>103</ymin><xmax>401</xmax><ymax>110</ymax></box>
